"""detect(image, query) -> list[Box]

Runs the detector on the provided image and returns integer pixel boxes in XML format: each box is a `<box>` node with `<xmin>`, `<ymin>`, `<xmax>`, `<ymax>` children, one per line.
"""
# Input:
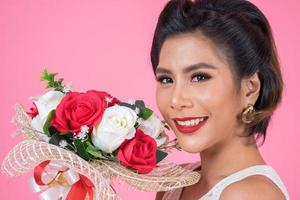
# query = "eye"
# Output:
<box><xmin>156</xmin><ymin>76</ymin><xmax>173</xmax><ymax>84</ymax></box>
<box><xmin>191</xmin><ymin>73</ymin><xmax>211</xmax><ymax>82</ymax></box>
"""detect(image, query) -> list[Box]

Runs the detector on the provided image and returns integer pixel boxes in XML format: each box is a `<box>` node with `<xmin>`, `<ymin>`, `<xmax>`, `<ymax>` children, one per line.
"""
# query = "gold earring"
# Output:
<box><xmin>241</xmin><ymin>103</ymin><xmax>256</xmax><ymax>124</ymax></box>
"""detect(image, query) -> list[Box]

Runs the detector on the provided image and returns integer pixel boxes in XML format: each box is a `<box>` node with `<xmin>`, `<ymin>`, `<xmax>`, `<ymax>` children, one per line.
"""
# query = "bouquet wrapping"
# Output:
<box><xmin>2</xmin><ymin>70</ymin><xmax>201</xmax><ymax>200</ymax></box>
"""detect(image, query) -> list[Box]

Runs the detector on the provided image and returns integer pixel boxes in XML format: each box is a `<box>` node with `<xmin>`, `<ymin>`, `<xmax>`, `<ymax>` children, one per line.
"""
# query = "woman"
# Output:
<box><xmin>151</xmin><ymin>0</ymin><xmax>290</xmax><ymax>199</ymax></box>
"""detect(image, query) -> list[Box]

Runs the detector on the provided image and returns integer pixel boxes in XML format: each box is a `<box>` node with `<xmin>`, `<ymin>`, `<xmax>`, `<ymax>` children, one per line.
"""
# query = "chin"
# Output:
<box><xmin>177</xmin><ymin>137</ymin><xmax>206</xmax><ymax>153</ymax></box>
<box><xmin>180</xmin><ymin>146</ymin><xmax>202</xmax><ymax>153</ymax></box>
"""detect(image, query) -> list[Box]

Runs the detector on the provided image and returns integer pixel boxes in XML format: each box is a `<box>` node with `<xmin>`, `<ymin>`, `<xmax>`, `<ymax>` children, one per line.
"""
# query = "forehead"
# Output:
<box><xmin>158</xmin><ymin>32</ymin><xmax>228</xmax><ymax>70</ymax></box>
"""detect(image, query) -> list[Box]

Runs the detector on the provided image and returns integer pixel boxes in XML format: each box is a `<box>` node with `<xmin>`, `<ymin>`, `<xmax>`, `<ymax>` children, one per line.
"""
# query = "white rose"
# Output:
<box><xmin>91</xmin><ymin>105</ymin><xmax>138</xmax><ymax>153</ymax></box>
<box><xmin>31</xmin><ymin>91</ymin><xmax>64</xmax><ymax>133</ymax></box>
<box><xmin>138</xmin><ymin>114</ymin><xmax>167</xmax><ymax>146</ymax></box>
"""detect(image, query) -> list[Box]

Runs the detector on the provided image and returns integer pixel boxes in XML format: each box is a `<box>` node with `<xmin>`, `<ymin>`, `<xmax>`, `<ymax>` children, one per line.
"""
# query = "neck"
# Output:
<box><xmin>199</xmin><ymin>134</ymin><xmax>266</xmax><ymax>185</ymax></box>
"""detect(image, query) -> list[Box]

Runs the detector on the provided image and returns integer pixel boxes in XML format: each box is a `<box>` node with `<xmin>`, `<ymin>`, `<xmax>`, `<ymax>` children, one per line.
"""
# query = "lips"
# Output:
<box><xmin>173</xmin><ymin>116</ymin><xmax>208</xmax><ymax>135</ymax></box>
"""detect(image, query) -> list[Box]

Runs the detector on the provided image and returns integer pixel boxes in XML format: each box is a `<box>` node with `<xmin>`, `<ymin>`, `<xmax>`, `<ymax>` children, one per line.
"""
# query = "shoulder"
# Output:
<box><xmin>220</xmin><ymin>175</ymin><xmax>286</xmax><ymax>200</ymax></box>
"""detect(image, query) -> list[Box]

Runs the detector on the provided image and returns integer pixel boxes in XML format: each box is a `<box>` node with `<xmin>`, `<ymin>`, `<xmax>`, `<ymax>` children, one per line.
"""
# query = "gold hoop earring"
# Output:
<box><xmin>241</xmin><ymin>103</ymin><xmax>256</xmax><ymax>124</ymax></box>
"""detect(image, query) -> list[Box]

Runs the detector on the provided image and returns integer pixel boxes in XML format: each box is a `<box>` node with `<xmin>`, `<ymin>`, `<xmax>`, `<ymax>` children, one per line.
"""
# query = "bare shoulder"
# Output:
<box><xmin>220</xmin><ymin>175</ymin><xmax>286</xmax><ymax>200</ymax></box>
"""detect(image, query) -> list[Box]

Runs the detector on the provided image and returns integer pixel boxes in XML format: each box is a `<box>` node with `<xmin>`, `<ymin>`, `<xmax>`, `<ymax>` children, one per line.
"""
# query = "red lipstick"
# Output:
<box><xmin>173</xmin><ymin>117</ymin><xmax>208</xmax><ymax>135</ymax></box>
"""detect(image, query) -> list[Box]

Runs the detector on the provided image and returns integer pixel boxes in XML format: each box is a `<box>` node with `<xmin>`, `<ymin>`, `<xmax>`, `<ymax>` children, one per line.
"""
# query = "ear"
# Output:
<box><xmin>241</xmin><ymin>71</ymin><xmax>261</xmax><ymax>105</ymax></box>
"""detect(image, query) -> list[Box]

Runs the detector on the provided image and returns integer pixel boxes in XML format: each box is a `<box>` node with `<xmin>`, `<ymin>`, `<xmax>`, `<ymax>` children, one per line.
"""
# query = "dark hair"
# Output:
<box><xmin>150</xmin><ymin>0</ymin><xmax>283</xmax><ymax>145</ymax></box>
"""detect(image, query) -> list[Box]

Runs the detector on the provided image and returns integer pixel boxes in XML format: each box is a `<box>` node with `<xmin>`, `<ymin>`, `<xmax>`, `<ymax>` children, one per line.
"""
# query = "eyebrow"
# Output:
<box><xmin>155</xmin><ymin>62</ymin><xmax>217</xmax><ymax>75</ymax></box>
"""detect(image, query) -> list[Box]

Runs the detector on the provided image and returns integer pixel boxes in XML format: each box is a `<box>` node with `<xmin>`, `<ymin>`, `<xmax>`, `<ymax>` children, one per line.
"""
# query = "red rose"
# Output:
<box><xmin>117</xmin><ymin>129</ymin><xmax>157</xmax><ymax>174</ymax></box>
<box><xmin>51</xmin><ymin>90</ymin><xmax>119</xmax><ymax>133</ymax></box>
<box><xmin>27</xmin><ymin>103</ymin><xmax>39</xmax><ymax>119</ymax></box>
<box><xmin>90</xmin><ymin>90</ymin><xmax>120</xmax><ymax>107</ymax></box>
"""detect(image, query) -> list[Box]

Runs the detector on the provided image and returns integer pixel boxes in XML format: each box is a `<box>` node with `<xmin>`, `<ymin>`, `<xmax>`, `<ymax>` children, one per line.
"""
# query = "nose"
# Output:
<box><xmin>170</xmin><ymin>85</ymin><xmax>193</xmax><ymax>110</ymax></box>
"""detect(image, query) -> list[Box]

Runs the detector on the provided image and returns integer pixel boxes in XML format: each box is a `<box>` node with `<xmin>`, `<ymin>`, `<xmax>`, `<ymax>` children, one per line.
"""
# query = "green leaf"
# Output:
<box><xmin>40</xmin><ymin>68</ymin><xmax>49</xmax><ymax>81</ymax></box>
<box><xmin>40</xmin><ymin>69</ymin><xmax>64</xmax><ymax>92</ymax></box>
<box><xmin>134</xmin><ymin>122</ymin><xmax>139</xmax><ymax>129</ymax></box>
<box><xmin>156</xmin><ymin>150</ymin><xmax>168</xmax><ymax>163</ymax></box>
<box><xmin>135</xmin><ymin>100</ymin><xmax>145</xmax><ymax>108</ymax></box>
<box><xmin>86</xmin><ymin>145</ymin><xmax>108</xmax><ymax>160</ymax></box>
<box><xmin>48</xmin><ymin>126</ymin><xmax>59</xmax><ymax>136</ymax></box>
<box><xmin>59</xmin><ymin>132</ymin><xmax>73</xmax><ymax>137</ymax></box>
<box><xmin>139</xmin><ymin>107</ymin><xmax>153</xmax><ymax>120</ymax></box>
<box><xmin>111</xmin><ymin>148</ymin><xmax>119</xmax><ymax>157</ymax></box>
<box><xmin>49</xmin><ymin>132</ymin><xmax>63</xmax><ymax>146</ymax></box>
<box><xmin>74</xmin><ymin>139</ymin><xmax>90</xmax><ymax>161</ymax></box>
<box><xmin>58</xmin><ymin>78</ymin><xmax>64</xmax><ymax>84</ymax></box>
<box><xmin>43</xmin><ymin>110</ymin><xmax>55</xmax><ymax>136</ymax></box>
<box><xmin>49</xmin><ymin>131</ymin><xmax>72</xmax><ymax>144</ymax></box>
<box><xmin>119</xmin><ymin>102</ymin><xmax>136</xmax><ymax>110</ymax></box>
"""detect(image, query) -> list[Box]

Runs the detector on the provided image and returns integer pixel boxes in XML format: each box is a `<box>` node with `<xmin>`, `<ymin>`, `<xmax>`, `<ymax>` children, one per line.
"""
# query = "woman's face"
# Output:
<box><xmin>155</xmin><ymin>32</ymin><xmax>245</xmax><ymax>153</ymax></box>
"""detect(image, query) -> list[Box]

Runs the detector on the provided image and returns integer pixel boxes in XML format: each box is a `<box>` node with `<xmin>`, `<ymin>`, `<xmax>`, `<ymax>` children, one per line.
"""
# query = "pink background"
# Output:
<box><xmin>0</xmin><ymin>0</ymin><xmax>299</xmax><ymax>199</ymax></box>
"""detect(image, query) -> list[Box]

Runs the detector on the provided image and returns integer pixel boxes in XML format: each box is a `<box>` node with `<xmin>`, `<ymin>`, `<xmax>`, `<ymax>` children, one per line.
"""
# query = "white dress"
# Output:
<box><xmin>162</xmin><ymin>161</ymin><xmax>290</xmax><ymax>200</ymax></box>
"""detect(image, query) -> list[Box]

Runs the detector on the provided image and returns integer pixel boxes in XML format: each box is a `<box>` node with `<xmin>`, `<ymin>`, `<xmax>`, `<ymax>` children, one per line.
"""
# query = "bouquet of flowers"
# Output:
<box><xmin>2</xmin><ymin>69</ymin><xmax>201</xmax><ymax>200</ymax></box>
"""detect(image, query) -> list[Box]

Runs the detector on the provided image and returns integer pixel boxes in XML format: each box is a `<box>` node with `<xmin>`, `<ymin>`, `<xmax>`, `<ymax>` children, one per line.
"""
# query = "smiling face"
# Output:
<box><xmin>155</xmin><ymin>32</ymin><xmax>247</xmax><ymax>153</ymax></box>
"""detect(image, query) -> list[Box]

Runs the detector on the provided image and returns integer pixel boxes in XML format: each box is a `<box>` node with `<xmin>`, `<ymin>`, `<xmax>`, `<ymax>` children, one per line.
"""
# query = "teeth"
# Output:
<box><xmin>186</xmin><ymin>120</ymin><xmax>191</xmax><ymax>126</ymax></box>
<box><xmin>176</xmin><ymin>117</ymin><xmax>206</xmax><ymax>127</ymax></box>
<box><xmin>190</xmin><ymin>120</ymin><xmax>195</xmax><ymax>126</ymax></box>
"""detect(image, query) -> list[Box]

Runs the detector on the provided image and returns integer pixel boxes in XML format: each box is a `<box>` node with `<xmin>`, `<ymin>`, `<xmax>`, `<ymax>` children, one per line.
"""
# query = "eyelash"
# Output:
<box><xmin>191</xmin><ymin>73</ymin><xmax>211</xmax><ymax>82</ymax></box>
<box><xmin>156</xmin><ymin>73</ymin><xmax>211</xmax><ymax>84</ymax></box>
<box><xmin>156</xmin><ymin>76</ymin><xmax>173</xmax><ymax>84</ymax></box>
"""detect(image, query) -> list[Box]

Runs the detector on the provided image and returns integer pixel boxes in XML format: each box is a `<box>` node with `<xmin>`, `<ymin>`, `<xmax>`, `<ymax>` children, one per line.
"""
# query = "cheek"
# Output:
<box><xmin>179</xmin><ymin>80</ymin><xmax>240</xmax><ymax>152</ymax></box>
<box><xmin>200</xmin><ymin>78</ymin><xmax>241</xmax><ymax>139</ymax></box>
<box><xmin>193</xmin><ymin>76</ymin><xmax>239</xmax><ymax>115</ymax></box>
<box><xmin>155</xmin><ymin>86</ymin><xmax>169</xmax><ymax>118</ymax></box>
